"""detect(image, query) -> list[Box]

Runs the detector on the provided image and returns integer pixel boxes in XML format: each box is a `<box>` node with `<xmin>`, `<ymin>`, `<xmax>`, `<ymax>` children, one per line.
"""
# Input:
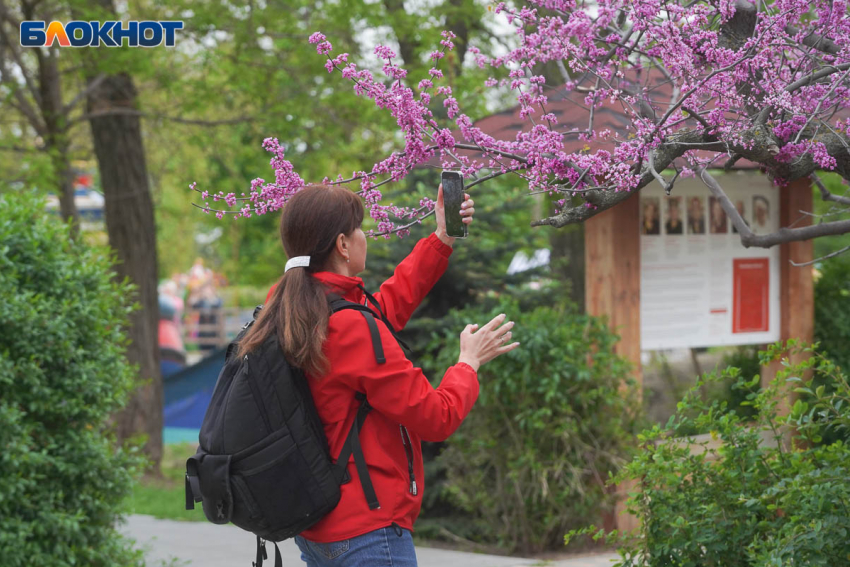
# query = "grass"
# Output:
<box><xmin>125</xmin><ymin>442</ymin><xmax>206</xmax><ymax>522</ymax></box>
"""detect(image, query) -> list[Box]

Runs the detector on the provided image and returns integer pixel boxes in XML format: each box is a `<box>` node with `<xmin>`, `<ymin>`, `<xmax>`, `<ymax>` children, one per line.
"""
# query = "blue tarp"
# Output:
<box><xmin>163</xmin><ymin>347</ymin><xmax>226</xmax><ymax>431</ymax></box>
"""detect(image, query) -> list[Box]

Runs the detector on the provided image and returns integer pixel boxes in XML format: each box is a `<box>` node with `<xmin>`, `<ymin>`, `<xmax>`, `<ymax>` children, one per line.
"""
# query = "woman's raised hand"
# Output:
<box><xmin>435</xmin><ymin>184</ymin><xmax>474</xmax><ymax>245</ymax></box>
<box><xmin>457</xmin><ymin>313</ymin><xmax>519</xmax><ymax>372</ymax></box>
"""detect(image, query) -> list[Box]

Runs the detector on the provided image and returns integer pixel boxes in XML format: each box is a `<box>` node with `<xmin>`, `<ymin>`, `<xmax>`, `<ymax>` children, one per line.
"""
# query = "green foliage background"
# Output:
<box><xmin>570</xmin><ymin>342</ymin><xmax>850</xmax><ymax>565</ymax></box>
<box><xmin>421</xmin><ymin>296</ymin><xmax>642</xmax><ymax>553</ymax></box>
<box><xmin>0</xmin><ymin>193</ymin><xmax>147</xmax><ymax>566</ymax></box>
<box><xmin>814</xmin><ymin>254</ymin><xmax>850</xmax><ymax>374</ymax></box>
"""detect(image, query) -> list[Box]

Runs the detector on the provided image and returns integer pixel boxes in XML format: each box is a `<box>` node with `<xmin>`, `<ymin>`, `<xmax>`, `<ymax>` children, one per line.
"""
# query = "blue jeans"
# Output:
<box><xmin>294</xmin><ymin>525</ymin><xmax>417</xmax><ymax>567</ymax></box>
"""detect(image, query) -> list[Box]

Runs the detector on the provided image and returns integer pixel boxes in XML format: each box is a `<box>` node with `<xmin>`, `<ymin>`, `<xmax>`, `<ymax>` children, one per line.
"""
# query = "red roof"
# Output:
<box><xmin>423</xmin><ymin>70</ymin><xmax>763</xmax><ymax>170</ymax></box>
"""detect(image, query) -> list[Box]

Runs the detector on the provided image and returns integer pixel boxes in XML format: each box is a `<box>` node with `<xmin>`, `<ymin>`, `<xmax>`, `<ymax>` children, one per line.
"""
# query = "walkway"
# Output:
<box><xmin>121</xmin><ymin>515</ymin><xmax>618</xmax><ymax>567</ymax></box>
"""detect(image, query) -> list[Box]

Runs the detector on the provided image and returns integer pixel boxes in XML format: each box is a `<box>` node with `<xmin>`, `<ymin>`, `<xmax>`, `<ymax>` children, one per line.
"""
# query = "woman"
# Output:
<box><xmin>688</xmin><ymin>196</ymin><xmax>705</xmax><ymax>234</ymax></box>
<box><xmin>709</xmin><ymin>197</ymin><xmax>728</xmax><ymax>234</ymax></box>
<box><xmin>642</xmin><ymin>198</ymin><xmax>660</xmax><ymax>235</ymax></box>
<box><xmin>238</xmin><ymin>183</ymin><xmax>519</xmax><ymax>566</ymax></box>
<box><xmin>665</xmin><ymin>197</ymin><xmax>683</xmax><ymax>235</ymax></box>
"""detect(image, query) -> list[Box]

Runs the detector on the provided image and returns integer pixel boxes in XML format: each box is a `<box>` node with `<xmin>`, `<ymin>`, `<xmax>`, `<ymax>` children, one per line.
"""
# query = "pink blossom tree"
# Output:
<box><xmin>193</xmin><ymin>0</ymin><xmax>850</xmax><ymax>257</ymax></box>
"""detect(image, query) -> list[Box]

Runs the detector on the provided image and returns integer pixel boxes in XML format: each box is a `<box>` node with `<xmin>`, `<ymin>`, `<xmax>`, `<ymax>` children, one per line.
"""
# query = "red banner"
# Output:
<box><xmin>732</xmin><ymin>258</ymin><xmax>770</xmax><ymax>333</ymax></box>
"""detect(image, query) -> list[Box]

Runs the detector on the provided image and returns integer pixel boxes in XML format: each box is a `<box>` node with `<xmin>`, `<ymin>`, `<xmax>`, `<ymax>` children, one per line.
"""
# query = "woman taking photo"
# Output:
<box><xmin>238</xmin><ymin>183</ymin><xmax>520</xmax><ymax>566</ymax></box>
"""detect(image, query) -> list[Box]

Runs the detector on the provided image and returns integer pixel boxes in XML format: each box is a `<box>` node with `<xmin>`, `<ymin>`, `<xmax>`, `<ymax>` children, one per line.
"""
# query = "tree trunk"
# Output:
<box><xmin>381</xmin><ymin>0</ymin><xmax>419</xmax><ymax>68</ymax></box>
<box><xmin>52</xmin><ymin>147</ymin><xmax>78</xmax><ymax>236</ymax></box>
<box><xmin>28</xmin><ymin>28</ymin><xmax>80</xmax><ymax>235</ymax></box>
<box><xmin>84</xmin><ymin>69</ymin><xmax>163</xmax><ymax>471</ymax></box>
<box><xmin>445</xmin><ymin>0</ymin><xmax>474</xmax><ymax>76</ymax></box>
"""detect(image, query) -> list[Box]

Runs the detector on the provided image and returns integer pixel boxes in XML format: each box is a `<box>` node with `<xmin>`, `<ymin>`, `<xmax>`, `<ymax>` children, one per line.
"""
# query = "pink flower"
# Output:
<box><xmin>316</xmin><ymin>41</ymin><xmax>332</xmax><ymax>55</ymax></box>
<box><xmin>374</xmin><ymin>45</ymin><xmax>397</xmax><ymax>60</ymax></box>
<box><xmin>191</xmin><ymin>5</ymin><xmax>850</xmax><ymax>242</ymax></box>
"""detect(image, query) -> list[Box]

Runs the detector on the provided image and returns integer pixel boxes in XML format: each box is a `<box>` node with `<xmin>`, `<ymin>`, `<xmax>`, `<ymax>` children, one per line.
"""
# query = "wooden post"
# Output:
<box><xmin>585</xmin><ymin>192</ymin><xmax>642</xmax><ymax>376</ymax></box>
<box><xmin>585</xmin><ymin>190</ymin><xmax>642</xmax><ymax>533</ymax></box>
<box><xmin>761</xmin><ymin>178</ymin><xmax>815</xmax><ymax>434</ymax></box>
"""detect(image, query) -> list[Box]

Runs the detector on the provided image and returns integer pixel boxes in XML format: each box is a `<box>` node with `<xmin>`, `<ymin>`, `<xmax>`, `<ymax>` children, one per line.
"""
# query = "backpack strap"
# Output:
<box><xmin>332</xmin><ymin>393</ymin><xmax>380</xmax><ymax>510</ymax></box>
<box><xmin>325</xmin><ymin>289</ymin><xmax>417</xmax><ymax>510</ymax></box>
<box><xmin>225</xmin><ymin>304</ymin><xmax>263</xmax><ymax>363</ymax></box>
<box><xmin>356</xmin><ymin>287</ymin><xmax>414</xmax><ymax>354</ymax></box>
<box><xmin>328</xmin><ymin>295</ymin><xmax>412</xmax><ymax>360</ymax></box>
<box><xmin>185</xmin><ymin>456</ymin><xmax>202</xmax><ymax>510</ymax></box>
<box><xmin>332</xmin><ymin>303</ymin><xmax>385</xmax><ymax>364</ymax></box>
<box><xmin>356</xmin><ymin>284</ymin><xmax>391</xmax><ymax>328</ymax></box>
<box><xmin>253</xmin><ymin>535</ymin><xmax>282</xmax><ymax>567</ymax></box>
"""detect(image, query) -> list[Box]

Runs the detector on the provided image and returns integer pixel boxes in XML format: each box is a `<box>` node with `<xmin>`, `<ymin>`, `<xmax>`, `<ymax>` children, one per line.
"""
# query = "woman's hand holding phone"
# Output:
<box><xmin>435</xmin><ymin>183</ymin><xmax>474</xmax><ymax>247</ymax></box>
<box><xmin>457</xmin><ymin>313</ymin><xmax>519</xmax><ymax>372</ymax></box>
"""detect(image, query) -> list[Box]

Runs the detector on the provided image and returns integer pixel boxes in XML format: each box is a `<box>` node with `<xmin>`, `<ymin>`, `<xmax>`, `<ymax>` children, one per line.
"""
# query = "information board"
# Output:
<box><xmin>639</xmin><ymin>178</ymin><xmax>780</xmax><ymax>350</ymax></box>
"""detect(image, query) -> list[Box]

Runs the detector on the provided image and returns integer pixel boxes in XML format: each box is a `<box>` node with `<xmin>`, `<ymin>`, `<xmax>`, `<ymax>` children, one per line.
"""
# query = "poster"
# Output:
<box><xmin>732</xmin><ymin>258</ymin><xmax>770</xmax><ymax>333</ymax></box>
<box><xmin>639</xmin><ymin>176</ymin><xmax>780</xmax><ymax>350</ymax></box>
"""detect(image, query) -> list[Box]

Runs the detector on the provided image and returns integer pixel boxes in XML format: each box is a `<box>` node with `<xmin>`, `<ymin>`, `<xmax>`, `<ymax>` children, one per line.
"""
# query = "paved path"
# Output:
<box><xmin>121</xmin><ymin>515</ymin><xmax>618</xmax><ymax>567</ymax></box>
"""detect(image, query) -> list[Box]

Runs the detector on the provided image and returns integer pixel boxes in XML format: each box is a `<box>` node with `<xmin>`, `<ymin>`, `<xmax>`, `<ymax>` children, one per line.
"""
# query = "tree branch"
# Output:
<box><xmin>648</xmin><ymin>152</ymin><xmax>681</xmax><ymax>194</ymax></box>
<box><xmin>811</xmin><ymin>174</ymin><xmax>850</xmax><ymax>206</ymax></box>
<box><xmin>785</xmin><ymin>25</ymin><xmax>842</xmax><ymax>56</ymax></box>
<box><xmin>531</xmin><ymin>130</ymin><xmax>711</xmax><ymax>227</ymax></box>
<box><xmin>699</xmin><ymin>166</ymin><xmax>850</xmax><ymax>248</ymax></box>
<box><xmin>0</xmin><ymin>15</ymin><xmax>42</xmax><ymax>108</ymax></box>
<box><xmin>63</xmin><ymin>73</ymin><xmax>106</xmax><ymax>115</ymax></box>
<box><xmin>791</xmin><ymin>244</ymin><xmax>850</xmax><ymax>267</ymax></box>
<box><xmin>757</xmin><ymin>62</ymin><xmax>850</xmax><ymax>124</ymax></box>
<box><xmin>0</xmin><ymin>49</ymin><xmax>47</xmax><ymax>136</ymax></box>
<box><xmin>530</xmin><ymin>123</ymin><xmax>850</xmax><ymax>230</ymax></box>
<box><xmin>452</xmin><ymin>142</ymin><xmax>529</xmax><ymax>164</ymax></box>
<box><xmin>697</xmin><ymin>166</ymin><xmax>753</xmax><ymax>235</ymax></box>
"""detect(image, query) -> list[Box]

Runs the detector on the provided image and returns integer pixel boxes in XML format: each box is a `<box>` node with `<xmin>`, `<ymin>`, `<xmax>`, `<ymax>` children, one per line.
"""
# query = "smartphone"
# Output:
<box><xmin>441</xmin><ymin>170</ymin><xmax>467</xmax><ymax>238</ymax></box>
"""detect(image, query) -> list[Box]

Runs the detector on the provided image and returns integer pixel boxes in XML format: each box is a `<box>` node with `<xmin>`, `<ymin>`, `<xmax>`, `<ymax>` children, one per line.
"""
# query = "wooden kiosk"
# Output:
<box><xmin>434</xmin><ymin>78</ymin><xmax>817</xmax><ymax>531</ymax></box>
<box><xmin>588</xmin><ymin>176</ymin><xmax>815</xmax><ymax>530</ymax></box>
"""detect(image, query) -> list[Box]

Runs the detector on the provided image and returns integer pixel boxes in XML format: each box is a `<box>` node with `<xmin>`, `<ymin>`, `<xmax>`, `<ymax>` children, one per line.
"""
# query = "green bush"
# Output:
<box><xmin>814</xmin><ymin>255</ymin><xmax>850</xmax><ymax>373</ymax></box>
<box><xmin>423</xmin><ymin>297</ymin><xmax>642</xmax><ymax>554</ymax></box>
<box><xmin>673</xmin><ymin>346</ymin><xmax>761</xmax><ymax>438</ymax></box>
<box><xmin>812</xmin><ymin>257</ymin><xmax>850</xmax><ymax>445</ymax></box>
<box><xmin>0</xmin><ymin>192</ymin><xmax>146</xmax><ymax>566</ymax></box>
<box><xmin>717</xmin><ymin>345</ymin><xmax>761</xmax><ymax>421</ymax></box>
<box><xmin>570</xmin><ymin>340</ymin><xmax>850</xmax><ymax>565</ymax></box>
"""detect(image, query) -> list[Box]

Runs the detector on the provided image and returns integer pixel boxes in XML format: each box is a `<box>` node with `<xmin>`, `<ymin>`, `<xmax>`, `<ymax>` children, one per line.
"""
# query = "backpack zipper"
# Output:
<box><xmin>399</xmin><ymin>425</ymin><xmax>417</xmax><ymax>496</ymax></box>
<box><xmin>243</xmin><ymin>354</ymin><xmax>272</xmax><ymax>433</ymax></box>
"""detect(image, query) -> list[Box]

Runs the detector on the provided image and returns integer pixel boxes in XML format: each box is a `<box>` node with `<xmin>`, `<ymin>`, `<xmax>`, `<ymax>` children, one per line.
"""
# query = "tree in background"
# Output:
<box><xmin>77</xmin><ymin>0</ymin><xmax>163</xmax><ymax>470</ymax></box>
<box><xmin>0</xmin><ymin>1</ymin><xmax>82</xmax><ymax>233</ymax></box>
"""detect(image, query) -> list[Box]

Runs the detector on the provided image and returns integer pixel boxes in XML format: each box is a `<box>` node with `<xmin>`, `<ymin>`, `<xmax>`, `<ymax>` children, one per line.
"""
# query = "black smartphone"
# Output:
<box><xmin>440</xmin><ymin>170</ymin><xmax>467</xmax><ymax>238</ymax></box>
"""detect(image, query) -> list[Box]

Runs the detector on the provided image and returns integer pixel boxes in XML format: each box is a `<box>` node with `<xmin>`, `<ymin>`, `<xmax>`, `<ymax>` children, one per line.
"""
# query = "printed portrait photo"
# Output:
<box><xmin>731</xmin><ymin>199</ymin><xmax>749</xmax><ymax>234</ymax></box>
<box><xmin>709</xmin><ymin>196</ymin><xmax>728</xmax><ymax>234</ymax></box>
<box><xmin>753</xmin><ymin>195</ymin><xmax>770</xmax><ymax>233</ymax></box>
<box><xmin>641</xmin><ymin>197</ymin><xmax>661</xmax><ymax>235</ymax></box>
<box><xmin>687</xmin><ymin>196</ymin><xmax>706</xmax><ymax>234</ymax></box>
<box><xmin>665</xmin><ymin>197</ymin><xmax>684</xmax><ymax>235</ymax></box>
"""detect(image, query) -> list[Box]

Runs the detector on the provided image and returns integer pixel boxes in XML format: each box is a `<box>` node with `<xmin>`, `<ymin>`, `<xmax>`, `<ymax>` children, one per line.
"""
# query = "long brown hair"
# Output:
<box><xmin>236</xmin><ymin>184</ymin><xmax>364</xmax><ymax>376</ymax></box>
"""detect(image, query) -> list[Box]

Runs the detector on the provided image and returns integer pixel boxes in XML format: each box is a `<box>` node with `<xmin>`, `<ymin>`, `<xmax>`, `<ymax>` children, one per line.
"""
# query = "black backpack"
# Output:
<box><xmin>184</xmin><ymin>290</ymin><xmax>411</xmax><ymax>567</ymax></box>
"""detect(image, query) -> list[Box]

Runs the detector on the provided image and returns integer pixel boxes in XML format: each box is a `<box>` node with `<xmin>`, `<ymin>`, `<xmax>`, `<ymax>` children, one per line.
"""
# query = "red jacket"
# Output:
<box><xmin>265</xmin><ymin>232</ymin><xmax>479</xmax><ymax>542</ymax></box>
